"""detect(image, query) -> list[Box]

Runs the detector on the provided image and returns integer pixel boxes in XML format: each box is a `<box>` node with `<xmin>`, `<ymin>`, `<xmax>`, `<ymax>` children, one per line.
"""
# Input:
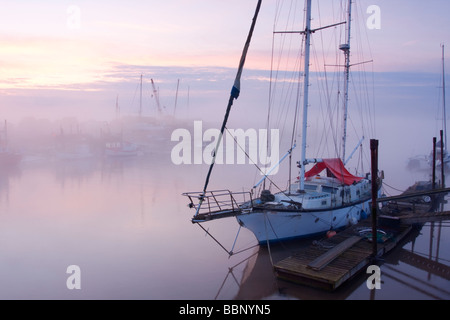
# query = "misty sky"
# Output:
<box><xmin>0</xmin><ymin>0</ymin><xmax>449</xmax><ymax>152</ymax></box>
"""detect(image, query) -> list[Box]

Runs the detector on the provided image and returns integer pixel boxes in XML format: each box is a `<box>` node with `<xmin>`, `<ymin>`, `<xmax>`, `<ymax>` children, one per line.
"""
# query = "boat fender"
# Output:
<box><xmin>348</xmin><ymin>215</ymin><xmax>358</xmax><ymax>226</ymax></box>
<box><xmin>326</xmin><ymin>230</ymin><xmax>336</xmax><ymax>238</ymax></box>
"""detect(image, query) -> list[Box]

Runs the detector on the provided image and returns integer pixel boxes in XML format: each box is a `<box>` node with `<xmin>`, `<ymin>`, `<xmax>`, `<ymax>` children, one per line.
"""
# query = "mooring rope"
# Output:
<box><xmin>264</xmin><ymin>212</ymin><xmax>275</xmax><ymax>267</ymax></box>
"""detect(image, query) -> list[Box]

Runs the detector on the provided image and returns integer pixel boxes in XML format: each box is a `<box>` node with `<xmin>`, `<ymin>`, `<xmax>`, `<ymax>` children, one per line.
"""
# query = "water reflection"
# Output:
<box><xmin>0</xmin><ymin>165</ymin><xmax>21</xmax><ymax>212</ymax></box>
<box><xmin>213</xmin><ymin>220</ymin><xmax>450</xmax><ymax>300</ymax></box>
<box><xmin>213</xmin><ymin>162</ymin><xmax>450</xmax><ymax>300</ymax></box>
<box><xmin>0</xmin><ymin>129</ymin><xmax>448</xmax><ymax>300</ymax></box>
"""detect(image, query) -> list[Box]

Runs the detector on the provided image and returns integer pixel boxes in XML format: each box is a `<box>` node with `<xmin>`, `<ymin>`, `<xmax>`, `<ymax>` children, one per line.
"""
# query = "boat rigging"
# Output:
<box><xmin>183</xmin><ymin>0</ymin><xmax>382</xmax><ymax>250</ymax></box>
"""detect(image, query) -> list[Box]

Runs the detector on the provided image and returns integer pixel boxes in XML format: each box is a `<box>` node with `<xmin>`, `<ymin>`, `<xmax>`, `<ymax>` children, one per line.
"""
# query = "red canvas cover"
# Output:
<box><xmin>305</xmin><ymin>158</ymin><xmax>363</xmax><ymax>185</ymax></box>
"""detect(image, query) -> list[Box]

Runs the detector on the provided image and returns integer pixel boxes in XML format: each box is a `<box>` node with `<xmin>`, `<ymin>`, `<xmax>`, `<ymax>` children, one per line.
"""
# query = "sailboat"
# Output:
<box><xmin>431</xmin><ymin>44</ymin><xmax>449</xmax><ymax>168</ymax></box>
<box><xmin>183</xmin><ymin>0</ymin><xmax>382</xmax><ymax>245</ymax></box>
<box><xmin>408</xmin><ymin>44</ymin><xmax>448</xmax><ymax>170</ymax></box>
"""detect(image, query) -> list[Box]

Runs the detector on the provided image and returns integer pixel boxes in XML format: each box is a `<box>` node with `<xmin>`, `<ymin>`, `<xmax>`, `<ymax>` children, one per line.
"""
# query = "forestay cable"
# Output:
<box><xmin>195</xmin><ymin>0</ymin><xmax>263</xmax><ymax>217</ymax></box>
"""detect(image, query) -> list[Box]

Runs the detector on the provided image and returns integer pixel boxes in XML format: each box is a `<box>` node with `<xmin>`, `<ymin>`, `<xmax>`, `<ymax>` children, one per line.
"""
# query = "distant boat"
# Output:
<box><xmin>0</xmin><ymin>120</ymin><xmax>21</xmax><ymax>168</ymax></box>
<box><xmin>105</xmin><ymin>141</ymin><xmax>139</xmax><ymax>158</ymax></box>
<box><xmin>53</xmin><ymin>128</ymin><xmax>94</xmax><ymax>161</ymax></box>
<box><xmin>0</xmin><ymin>149</ymin><xmax>21</xmax><ymax>167</ymax></box>
<box><xmin>429</xmin><ymin>45</ymin><xmax>449</xmax><ymax>168</ymax></box>
<box><xmin>408</xmin><ymin>44</ymin><xmax>448</xmax><ymax>170</ymax></box>
<box><xmin>101</xmin><ymin>117</ymin><xmax>140</xmax><ymax>158</ymax></box>
<box><xmin>407</xmin><ymin>154</ymin><xmax>430</xmax><ymax>171</ymax></box>
<box><xmin>438</xmin><ymin>44</ymin><xmax>449</xmax><ymax>167</ymax></box>
<box><xmin>432</xmin><ymin>138</ymin><xmax>450</xmax><ymax>168</ymax></box>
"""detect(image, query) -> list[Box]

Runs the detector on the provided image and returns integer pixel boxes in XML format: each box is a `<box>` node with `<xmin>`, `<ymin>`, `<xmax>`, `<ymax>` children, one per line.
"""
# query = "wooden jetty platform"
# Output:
<box><xmin>274</xmin><ymin>208</ymin><xmax>450</xmax><ymax>291</ymax></box>
<box><xmin>274</xmin><ymin>219</ymin><xmax>413</xmax><ymax>291</ymax></box>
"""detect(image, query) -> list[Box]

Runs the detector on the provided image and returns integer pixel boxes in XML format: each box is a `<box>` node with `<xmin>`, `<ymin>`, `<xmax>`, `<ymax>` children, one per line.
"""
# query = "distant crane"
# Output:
<box><xmin>174</xmin><ymin>79</ymin><xmax>180</xmax><ymax>116</ymax></box>
<box><xmin>115</xmin><ymin>94</ymin><xmax>120</xmax><ymax>118</ymax></box>
<box><xmin>151</xmin><ymin>78</ymin><xmax>163</xmax><ymax>115</ymax></box>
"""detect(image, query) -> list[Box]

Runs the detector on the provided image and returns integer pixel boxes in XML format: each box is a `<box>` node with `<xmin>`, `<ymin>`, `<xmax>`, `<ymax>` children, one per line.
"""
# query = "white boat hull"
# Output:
<box><xmin>236</xmin><ymin>200</ymin><xmax>370</xmax><ymax>244</ymax></box>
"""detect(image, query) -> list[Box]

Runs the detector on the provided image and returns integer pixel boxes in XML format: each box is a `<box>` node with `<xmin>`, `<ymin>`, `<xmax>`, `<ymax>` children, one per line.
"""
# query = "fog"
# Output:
<box><xmin>1</xmin><ymin>65</ymin><xmax>446</xmax><ymax>188</ymax></box>
<box><xmin>0</xmin><ymin>59</ymin><xmax>449</xmax><ymax>301</ymax></box>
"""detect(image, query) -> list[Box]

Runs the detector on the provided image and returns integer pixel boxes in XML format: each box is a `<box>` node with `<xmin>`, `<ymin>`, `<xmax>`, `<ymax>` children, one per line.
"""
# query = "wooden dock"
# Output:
<box><xmin>274</xmin><ymin>219</ymin><xmax>413</xmax><ymax>291</ymax></box>
<box><xmin>380</xmin><ymin>210</ymin><xmax>450</xmax><ymax>225</ymax></box>
<box><xmin>274</xmin><ymin>184</ymin><xmax>450</xmax><ymax>291</ymax></box>
<box><xmin>275</xmin><ymin>212</ymin><xmax>450</xmax><ymax>291</ymax></box>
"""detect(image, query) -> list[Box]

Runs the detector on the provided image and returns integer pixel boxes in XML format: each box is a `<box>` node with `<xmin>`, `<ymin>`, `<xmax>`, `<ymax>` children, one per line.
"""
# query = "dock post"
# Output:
<box><xmin>370</xmin><ymin>139</ymin><xmax>379</xmax><ymax>258</ymax></box>
<box><xmin>440</xmin><ymin>130</ymin><xmax>445</xmax><ymax>188</ymax></box>
<box><xmin>433</xmin><ymin>137</ymin><xmax>436</xmax><ymax>189</ymax></box>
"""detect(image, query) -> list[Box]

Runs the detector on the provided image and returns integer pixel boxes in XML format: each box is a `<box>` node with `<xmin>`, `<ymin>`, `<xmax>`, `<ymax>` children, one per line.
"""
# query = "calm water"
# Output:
<box><xmin>0</xmin><ymin>145</ymin><xmax>449</xmax><ymax>300</ymax></box>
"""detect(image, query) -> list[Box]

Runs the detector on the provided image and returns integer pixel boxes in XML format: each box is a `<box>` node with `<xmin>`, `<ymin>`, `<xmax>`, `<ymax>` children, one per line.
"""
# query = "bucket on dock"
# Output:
<box><xmin>358</xmin><ymin>228</ymin><xmax>391</xmax><ymax>243</ymax></box>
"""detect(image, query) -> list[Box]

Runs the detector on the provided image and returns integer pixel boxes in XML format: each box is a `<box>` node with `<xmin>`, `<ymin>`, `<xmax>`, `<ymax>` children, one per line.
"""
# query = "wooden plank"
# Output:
<box><xmin>307</xmin><ymin>236</ymin><xmax>362</xmax><ymax>271</ymax></box>
<box><xmin>275</xmin><ymin>248</ymin><xmax>373</xmax><ymax>291</ymax></box>
<box><xmin>398</xmin><ymin>211</ymin><xmax>450</xmax><ymax>224</ymax></box>
<box><xmin>376</xmin><ymin>187</ymin><xmax>450</xmax><ymax>203</ymax></box>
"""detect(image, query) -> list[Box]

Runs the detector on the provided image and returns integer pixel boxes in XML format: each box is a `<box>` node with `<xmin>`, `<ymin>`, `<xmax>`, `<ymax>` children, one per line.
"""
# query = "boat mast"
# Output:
<box><xmin>116</xmin><ymin>94</ymin><xmax>120</xmax><ymax>118</ymax></box>
<box><xmin>442</xmin><ymin>44</ymin><xmax>447</xmax><ymax>153</ymax></box>
<box><xmin>139</xmin><ymin>74</ymin><xmax>143</xmax><ymax>117</ymax></box>
<box><xmin>174</xmin><ymin>79</ymin><xmax>180</xmax><ymax>116</ymax></box>
<box><xmin>341</xmin><ymin>0</ymin><xmax>352</xmax><ymax>163</ymax></box>
<box><xmin>151</xmin><ymin>79</ymin><xmax>162</xmax><ymax>114</ymax></box>
<box><xmin>298</xmin><ymin>0</ymin><xmax>347</xmax><ymax>191</ymax></box>
<box><xmin>299</xmin><ymin>0</ymin><xmax>312</xmax><ymax>192</ymax></box>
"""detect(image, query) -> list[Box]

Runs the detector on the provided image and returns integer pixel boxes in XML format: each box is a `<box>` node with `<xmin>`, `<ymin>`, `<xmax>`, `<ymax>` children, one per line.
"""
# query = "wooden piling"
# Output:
<box><xmin>433</xmin><ymin>137</ymin><xmax>437</xmax><ymax>189</ymax></box>
<box><xmin>370</xmin><ymin>139</ymin><xmax>378</xmax><ymax>258</ymax></box>
<box><xmin>440</xmin><ymin>130</ymin><xmax>445</xmax><ymax>187</ymax></box>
